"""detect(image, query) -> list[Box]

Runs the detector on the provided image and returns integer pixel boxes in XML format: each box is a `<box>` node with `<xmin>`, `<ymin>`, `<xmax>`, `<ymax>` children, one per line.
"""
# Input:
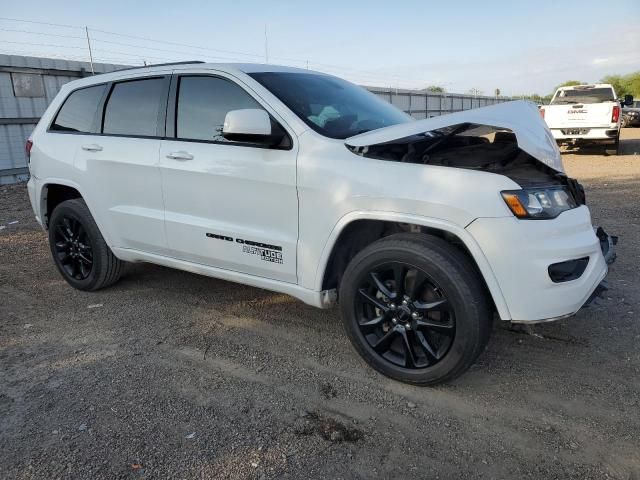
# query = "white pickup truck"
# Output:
<box><xmin>541</xmin><ymin>84</ymin><xmax>624</xmax><ymax>154</ymax></box>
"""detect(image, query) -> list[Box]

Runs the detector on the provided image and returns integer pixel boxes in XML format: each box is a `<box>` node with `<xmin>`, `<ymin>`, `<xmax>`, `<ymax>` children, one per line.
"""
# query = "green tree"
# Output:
<box><xmin>554</xmin><ymin>80</ymin><xmax>584</xmax><ymax>91</ymax></box>
<box><xmin>601</xmin><ymin>74</ymin><xmax>627</xmax><ymax>97</ymax></box>
<box><xmin>601</xmin><ymin>71</ymin><xmax>640</xmax><ymax>98</ymax></box>
<box><xmin>422</xmin><ymin>85</ymin><xmax>445</xmax><ymax>93</ymax></box>
<box><xmin>626</xmin><ymin>72</ymin><xmax>640</xmax><ymax>98</ymax></box>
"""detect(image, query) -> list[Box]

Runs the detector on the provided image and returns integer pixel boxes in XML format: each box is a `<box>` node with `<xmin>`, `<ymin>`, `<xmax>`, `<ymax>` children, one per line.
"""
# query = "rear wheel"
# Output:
<box><xmin>605</xmin><ymin>136</ymin><xmax>620</xmax><ymax>155</ymax></box>
<box><xmin>48</xmin><ymin>199</ymin><xmax>123</xmax><ymax>291</ymax></box>
<box><xmin>339</xmin><ymin>233</ymin><xmax>492</xmax><ymax>385</ymax></box>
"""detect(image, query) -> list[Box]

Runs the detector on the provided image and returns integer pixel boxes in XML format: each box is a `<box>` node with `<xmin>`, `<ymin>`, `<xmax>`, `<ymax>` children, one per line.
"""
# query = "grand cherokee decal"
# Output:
<box><xmin>206</xmin><ymin>233</ymin><xmax>283</xmax><ymax>264</ymax></box>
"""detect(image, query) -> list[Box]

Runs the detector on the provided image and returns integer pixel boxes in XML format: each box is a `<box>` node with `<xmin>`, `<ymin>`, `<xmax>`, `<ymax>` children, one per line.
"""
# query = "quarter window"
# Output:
<box><xmin>103</xmin><ymin>78</ymin><xmax>165</xmax><ymax>137</ymax></box>
<box><xmin>176</xmin><ymin>76</ymin><xmax>264</xmax><ymax>142</ymax></box>
<box><xmin>51</xmin><ymin>84</ymin><xmax>107</xmax><ymax>133</ymax></box>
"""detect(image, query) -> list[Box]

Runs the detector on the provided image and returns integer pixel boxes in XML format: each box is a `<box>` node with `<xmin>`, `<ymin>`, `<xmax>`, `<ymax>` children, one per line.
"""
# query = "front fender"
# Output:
<box><xmin>312</xmin><ymin>210</ymin><xmax>511</xmax><ymax>320</ymax></box>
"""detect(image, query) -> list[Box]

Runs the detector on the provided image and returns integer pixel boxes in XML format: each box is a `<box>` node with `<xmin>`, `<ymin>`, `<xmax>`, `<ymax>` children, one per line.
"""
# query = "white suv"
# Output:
<box><xmin>26</xmin><ymin>62</ymin><xmax>616</xmax><ymax>385</ymax></box>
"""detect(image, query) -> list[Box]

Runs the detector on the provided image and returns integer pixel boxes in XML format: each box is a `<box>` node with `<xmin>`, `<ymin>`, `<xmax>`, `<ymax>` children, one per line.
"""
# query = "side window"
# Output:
<box><xmin>51</xmin><ymin>84</ymin><xmax>107</xmax><ymax>133</ymax></box>
<box><xmin>176</xmin><ymin>76</ymin><xmax>264</xmax><ymax>142</ymax></box>
<box><xmin>103</xmin><ymin>78</ymin><xmax>165</xmax><ymax>137</ymax></box>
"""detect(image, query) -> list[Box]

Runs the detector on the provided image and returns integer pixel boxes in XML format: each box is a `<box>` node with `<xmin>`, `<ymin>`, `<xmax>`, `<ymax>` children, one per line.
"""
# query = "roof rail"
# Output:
<box><xmin>110</xmin><ymin>60</ymin><xmax>205</xmax><ymax>73</ymax></box>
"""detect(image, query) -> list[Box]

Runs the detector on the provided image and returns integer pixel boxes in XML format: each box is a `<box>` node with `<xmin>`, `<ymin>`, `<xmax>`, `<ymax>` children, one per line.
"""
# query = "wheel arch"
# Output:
<box><xmin>39</xmin><ymin>179</ymin><xmax>114</xmax><ymax>248</ymax></box>
<box><xmin>315</xmin><ymin>211</ymin><xmax>511</xmax><ymax>320</ymax></box>
<box><xmin>40</xmin><ymin>179</ymin><xmax>83</xmax><ymax>228</ymax></box>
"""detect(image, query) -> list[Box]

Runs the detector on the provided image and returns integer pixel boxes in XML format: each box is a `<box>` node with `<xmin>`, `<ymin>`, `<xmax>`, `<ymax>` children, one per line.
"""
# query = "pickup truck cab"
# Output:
<box><xmin>541</xmin><ymin>84</ymin><xmax>623</xmax><ymax>154</ymax></box>
<box><xmin>26</xmin><ymin>62</ymin><xmax>616</xmax><ymax>385</ymax></box>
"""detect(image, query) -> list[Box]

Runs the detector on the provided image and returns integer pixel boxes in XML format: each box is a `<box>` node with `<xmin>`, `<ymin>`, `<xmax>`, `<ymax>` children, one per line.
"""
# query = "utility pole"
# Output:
<box><xmin>85</xmin><ymin>26</ymin><xmax>95</xmax><ymax>74</ymax></box>
<box><xmin>264</xmin><ymin>25</ymin><xmax>269</xmax><ymax>64</ymax></box>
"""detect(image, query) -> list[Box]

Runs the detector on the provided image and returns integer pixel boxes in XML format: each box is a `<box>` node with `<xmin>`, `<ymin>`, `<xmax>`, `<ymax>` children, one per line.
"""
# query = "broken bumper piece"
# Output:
<box><xmin>582</xmin><ymin>226</ymin><xmax>618</xmax><ymax>309</ymax></box>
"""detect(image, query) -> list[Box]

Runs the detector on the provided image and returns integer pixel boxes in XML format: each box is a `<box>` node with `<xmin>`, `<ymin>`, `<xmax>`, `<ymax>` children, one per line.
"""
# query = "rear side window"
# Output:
<box><xmin>103</xmin><ymin>78</ymin><xmax>165</xmax><ymax>137</ymax></box>
<box><xmin>176</xmin><ymin>76</ymin><xmax>263</xmax><ymax>142</ymax></box>
<box><xmin>51</xmin><ymin>84</ymin><xmax>106</xmax><ymax>133</ymax></box>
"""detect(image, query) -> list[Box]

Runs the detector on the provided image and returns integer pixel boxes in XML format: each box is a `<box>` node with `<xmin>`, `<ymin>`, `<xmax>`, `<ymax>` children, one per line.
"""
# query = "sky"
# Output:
<box><xmin>1</xmin><ymin>0</ymin><xmax>639</xmax><ymax>96</ymax></box>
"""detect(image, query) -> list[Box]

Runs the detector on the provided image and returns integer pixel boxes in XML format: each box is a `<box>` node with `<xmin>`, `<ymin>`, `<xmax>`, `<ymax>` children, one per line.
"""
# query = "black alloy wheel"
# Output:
<box><xmin>53</xmin><ymin>215</ymin><xmax>94</xmax><ymax>280</ymax></box>
<box><xmin>354</xmin><ymin>262</ymin><xmax>455</xmax><ymax>369</ymax></box>
<box><xmin>48</xmin><ymin>198</ymin><xmax>124</xmax><ymax>291</ymax></box>
<box><xmin>339</xmin><ymin>233</ymin><xmax>492</xmax><ymax>385</ymax></box>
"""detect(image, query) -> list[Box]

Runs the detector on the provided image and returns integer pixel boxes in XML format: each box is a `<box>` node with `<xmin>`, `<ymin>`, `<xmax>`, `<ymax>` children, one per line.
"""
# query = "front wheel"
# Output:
<box><xmin>339</xmin><ymin>233</ymin><xmax>492</xmax><ymax>386</ymax></box>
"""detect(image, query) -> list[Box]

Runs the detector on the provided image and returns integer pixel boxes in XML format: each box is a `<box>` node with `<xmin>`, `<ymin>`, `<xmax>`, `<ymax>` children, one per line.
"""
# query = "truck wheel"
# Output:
<box><xmin>339</xmin><ymin>233</ymin><xmax>492</xmax><ymax>386</ymax></box>
<box><xmin>605</xmin><ymin>136</ymin><xmax>620</xmax><ymax>156</ymax></box>
<box><xmin>48</xmin><ymin>198</ymin><xmax>124</xmax><ymax>291</ymax></box>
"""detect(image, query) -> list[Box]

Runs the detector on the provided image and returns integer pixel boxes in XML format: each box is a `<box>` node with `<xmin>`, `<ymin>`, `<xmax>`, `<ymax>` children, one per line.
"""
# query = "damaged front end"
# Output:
<box><xmin>346</xmin><ymin>100</ymin><xmax>586</xmax><ymax>202</ymax></box>
<box><xmin>345</xmin><ymin>100</ymin><xmax>617</xmax><ymax>321</ymax></box>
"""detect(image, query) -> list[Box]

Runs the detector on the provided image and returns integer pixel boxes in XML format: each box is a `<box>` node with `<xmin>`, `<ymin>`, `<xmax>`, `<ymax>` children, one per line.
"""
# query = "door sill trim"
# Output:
<box><xmin>112</xmin><ymin>247</ymin><xmax>327</xmax><ymax>308</ymax></box>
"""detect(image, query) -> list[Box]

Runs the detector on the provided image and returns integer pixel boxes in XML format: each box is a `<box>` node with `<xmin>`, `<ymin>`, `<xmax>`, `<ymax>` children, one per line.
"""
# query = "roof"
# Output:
<box><xmin>53</xmin><ymin>61</ymin><xmax>326</xmax><ymax>91</ymax></box>
<box><xmin>160</xmin><ymin>62</ymin><xmax>318</xmax><ymax>75</ymax></box>
<box><xmin>557</xmin><ymin>83</ymin><xmax>614</xmax><ymax>90</ymax></box>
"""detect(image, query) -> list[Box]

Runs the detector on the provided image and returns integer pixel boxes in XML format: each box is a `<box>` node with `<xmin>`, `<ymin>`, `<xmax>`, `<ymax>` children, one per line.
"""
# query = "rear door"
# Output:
<box><xmin>74</xmin><ymin>74</ymin><xmax>170</xmax><ymax>254</ymax></box>
<box><xmin>158</xmin><ymin>72</ymin><xmax>299</xmax><ymax>283</ymax></box>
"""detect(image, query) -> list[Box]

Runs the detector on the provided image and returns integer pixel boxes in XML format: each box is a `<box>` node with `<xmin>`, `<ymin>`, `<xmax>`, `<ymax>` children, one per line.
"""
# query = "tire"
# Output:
<box><xmin>48</xmin><ymin>198</ymin><xmax>123</xmax><ymax>291</ymax></box>
<box><xmin>605</xmin><ymin>136</ymin><xmax>620</xmax><ymax>156</ymax></box>
<box><xmin>339</xmin><ymin>233</ymin><xmax>492</xmax><ymax>386</ymax></box>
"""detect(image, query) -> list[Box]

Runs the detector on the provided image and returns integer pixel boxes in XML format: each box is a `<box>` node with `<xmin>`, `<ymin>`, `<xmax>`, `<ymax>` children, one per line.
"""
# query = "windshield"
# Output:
<box><xmin>248</xmin><ymin>72</ymin><xmax>412</xmax><ymax>139</ymax></box>
<box><xmin>550</xmin><ymin>87</ymin><xmax>615</xmax><ymax>105</ymax></box>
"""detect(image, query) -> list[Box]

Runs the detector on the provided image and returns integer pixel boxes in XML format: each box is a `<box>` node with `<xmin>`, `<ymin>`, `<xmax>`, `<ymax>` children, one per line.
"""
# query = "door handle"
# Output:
<box><xmin>166</xmin><ymin>151</ymin><xmax>194</xmax><ymax>161</ymax></box>
<box><xmin>81</xmin><ymin>144</ymin><xmax>103</xmax><ymax>152</ymax></box>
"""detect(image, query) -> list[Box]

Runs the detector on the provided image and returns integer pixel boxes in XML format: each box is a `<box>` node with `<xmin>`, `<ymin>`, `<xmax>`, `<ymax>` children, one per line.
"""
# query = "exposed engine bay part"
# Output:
<box><xmin>347</xmin><ymin>122</ymin><xmax>579</xmax><ymax>190</ymax></box>
<box><xmin>345</xmin><ymin>100</ymin><xmax>563</xmax><ymax>173</ymax></box>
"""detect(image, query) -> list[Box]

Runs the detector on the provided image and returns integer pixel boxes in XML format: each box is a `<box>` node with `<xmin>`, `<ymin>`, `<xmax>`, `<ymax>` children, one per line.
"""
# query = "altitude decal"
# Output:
<box><xmin>206</xmin><ymin>233</ymin><xmax>283</xmax><ymax>264</ymax></box>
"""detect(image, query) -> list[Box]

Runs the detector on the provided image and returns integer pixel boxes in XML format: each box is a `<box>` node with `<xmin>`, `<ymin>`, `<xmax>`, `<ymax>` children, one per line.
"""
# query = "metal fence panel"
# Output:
<box><xmin>0</xmin><ymin>123</ymin><xmax>36</xmax><ymax>171</ymax></box>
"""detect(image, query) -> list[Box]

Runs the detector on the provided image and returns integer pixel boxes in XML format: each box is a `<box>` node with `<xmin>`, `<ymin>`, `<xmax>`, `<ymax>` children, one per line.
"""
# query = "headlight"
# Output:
<box><xmin>501</xmin><ymin>186</ymin><xmax>578</xmax><ymax>219</ymax></box>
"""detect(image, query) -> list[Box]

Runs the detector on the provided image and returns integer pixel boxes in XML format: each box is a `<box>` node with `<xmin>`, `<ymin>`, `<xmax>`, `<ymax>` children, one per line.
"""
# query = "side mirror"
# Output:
<box><xmin>624</xmin><ymin>94</ymin><xmax>634</xmax><ymax>106</ymax></box>
<box><xmin>222</xmin><ymin>109</ymin><xmax>282</xmax><ymax>145</ymax></box>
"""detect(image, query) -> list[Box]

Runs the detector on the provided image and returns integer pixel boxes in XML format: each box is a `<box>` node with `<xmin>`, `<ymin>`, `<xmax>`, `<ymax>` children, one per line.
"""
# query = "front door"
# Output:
<box><xmin>159</xmin><ymin>74</ymin><xmax>298</xmax><ymax>283</ymax></box>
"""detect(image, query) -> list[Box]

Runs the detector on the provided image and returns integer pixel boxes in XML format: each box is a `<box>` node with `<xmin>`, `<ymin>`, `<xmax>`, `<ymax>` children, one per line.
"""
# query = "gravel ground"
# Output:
<box><xmin>1</xmin><ymin>129</ymin><xmax>639</xmax><ymax>480</ymax></box>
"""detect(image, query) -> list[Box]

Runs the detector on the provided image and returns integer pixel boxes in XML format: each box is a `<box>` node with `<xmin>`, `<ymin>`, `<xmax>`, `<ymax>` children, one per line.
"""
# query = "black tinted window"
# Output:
<box><xmin>551</xmin><ymin>87</ymin><xmax>616</xmax><ymax>105</ymax></box>
<box><xmin>103</xmin><ymin>78</ymin><xmax>165</xmax><ymax>136</ymax></box>
<box><xmin>51</xmin><ymin>84</ymin><xmax>106</xmax><ymax>132</ymax></box>
<box><xmin>176</xmin><ymin>76</ymin><xmax>262</xmax><ymax>141</ymax></box>
<box><xmin>249</xmin><ymin>72</ymin><xmax>411</xmax><ymax>139</ymax></box>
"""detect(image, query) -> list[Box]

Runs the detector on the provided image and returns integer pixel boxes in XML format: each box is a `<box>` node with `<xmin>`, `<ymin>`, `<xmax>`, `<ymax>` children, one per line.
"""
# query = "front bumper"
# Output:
<box><xmin>467</xmin><ymin>206</ymin><xmax>615</xmax><ymax>323</ymax></box>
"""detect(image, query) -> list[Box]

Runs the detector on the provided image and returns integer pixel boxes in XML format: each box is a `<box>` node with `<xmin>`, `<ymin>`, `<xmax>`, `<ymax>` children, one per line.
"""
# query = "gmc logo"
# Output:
<box><xmin>568</xmin><ymin>109</ymin><xmax>588</xmax><ymax>114</ymax></box>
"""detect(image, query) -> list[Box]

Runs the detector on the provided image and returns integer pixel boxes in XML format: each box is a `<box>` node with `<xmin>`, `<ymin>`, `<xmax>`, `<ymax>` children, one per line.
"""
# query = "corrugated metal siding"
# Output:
<box><xmin>0</xmin><ymin>54</ymin><xmax>512</xmax><ymax>184</ymax></box>
<box><xmin>366</xmin><ymin>86</ymin><xmax>510</xmax><ymax>119</ymax></box>
<box><xmin>0</xmin><ymin>55</ymin><xmax>126</xmax><ymax>183</ymax></box>
<box><xmin>0</xmin><ymin>53</ymin><xmax>122</xmax><ymax>74</ymax></box>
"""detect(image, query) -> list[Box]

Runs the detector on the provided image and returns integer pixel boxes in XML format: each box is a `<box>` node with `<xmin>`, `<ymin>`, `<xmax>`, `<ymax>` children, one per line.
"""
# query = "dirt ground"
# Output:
<box><xmin>1</xmin><ymin>129</ymin><xmax>639</xmax><ymax>480</ymax></box>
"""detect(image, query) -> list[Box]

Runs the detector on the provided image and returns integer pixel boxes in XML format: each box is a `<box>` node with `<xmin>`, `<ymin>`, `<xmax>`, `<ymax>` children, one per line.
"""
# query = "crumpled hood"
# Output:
<box><xmin>345</xmin><ymin>100</ymin><xmax>564</xmax><ymax>173</ymax></box>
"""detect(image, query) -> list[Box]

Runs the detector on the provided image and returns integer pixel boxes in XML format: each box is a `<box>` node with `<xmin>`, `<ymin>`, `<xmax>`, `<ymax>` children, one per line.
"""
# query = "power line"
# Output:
<box><xmin>88</xmin><ymin>28</ymin><xmax>265</xmax><ymax>60</ymax></box>
<box><xmin>90</xmin><ymin>38</ymin><xmax>248</xmax><ymax>63</ymax></box>
<box><xmin>1</xmin><ymin>40</ymin><xmax>87</xmax><ymax>50</ymax></box>
<box><xmin>0</xmin><ymin>16</ymin><xmax>439</xmax><ymax>88</ymax></box>
<box><xmin>0</xmin><ymin>27</ymin><xmax>85</xmax><ymax>39</ymax></box>
<box><xmin>0</xmin><ymin>16</ymin><xmax>82</xmax><ymax>30</ymax></box>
